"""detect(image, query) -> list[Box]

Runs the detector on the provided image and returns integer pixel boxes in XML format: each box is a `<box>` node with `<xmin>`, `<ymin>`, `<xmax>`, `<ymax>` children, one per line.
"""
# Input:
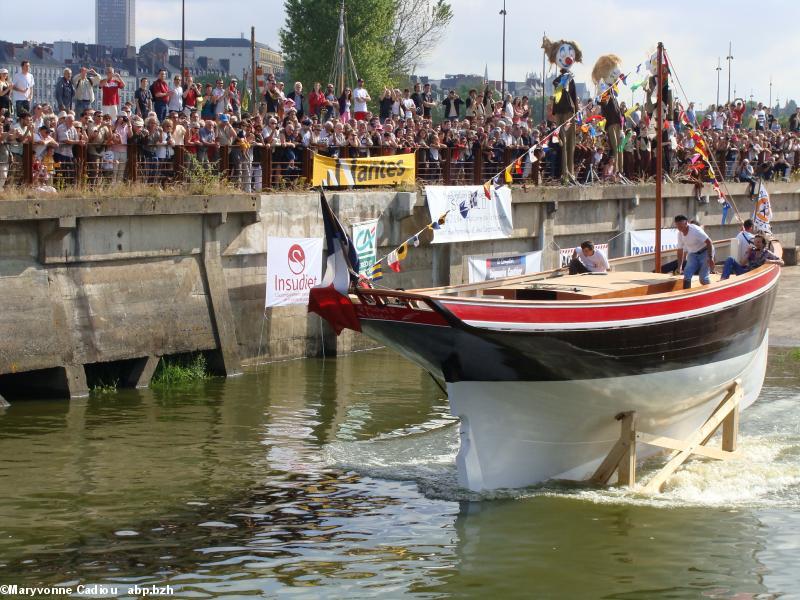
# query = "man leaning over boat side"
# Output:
<box><xmin>568</xmin><ymin>241</ymin><xmax>610</xmax><ymax>274</ymax></box>
<box><xmin>720</xmin><ymin>233</ymin><xmax>783</xmax><ymax>280</ymax></box>
<box><xmin>674</xmin><ymin>215</ymin><xmax>714</xmax><ymax>289</ymax></box>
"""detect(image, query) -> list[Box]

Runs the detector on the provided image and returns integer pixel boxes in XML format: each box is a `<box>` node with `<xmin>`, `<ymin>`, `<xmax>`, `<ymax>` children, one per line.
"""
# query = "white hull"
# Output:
<box><xmin>448</xmin><ymin>333</ymin><xmax>769</xmax><ymax>491</ymax></box>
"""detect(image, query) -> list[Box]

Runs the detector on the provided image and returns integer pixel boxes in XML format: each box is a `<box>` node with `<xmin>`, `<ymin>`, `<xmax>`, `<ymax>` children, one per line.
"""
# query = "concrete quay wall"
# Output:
<box><xmin>0</xmin><ymin>182</ymin><xmax>797</xmax><ymax>398</ymax></box>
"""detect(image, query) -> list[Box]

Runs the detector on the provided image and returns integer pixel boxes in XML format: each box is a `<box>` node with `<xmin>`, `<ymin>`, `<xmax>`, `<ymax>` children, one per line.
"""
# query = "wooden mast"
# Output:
<box><xmin>654</xmin><ymin>42</ymin><xmax>664</xmax><ymax>272</ymax></box>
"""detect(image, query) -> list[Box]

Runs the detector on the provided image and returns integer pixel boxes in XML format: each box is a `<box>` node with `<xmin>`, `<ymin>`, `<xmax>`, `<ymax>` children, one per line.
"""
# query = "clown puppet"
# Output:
<box><xmin>542</xmin><ymin>36</ymin><xmax>583</xmax><ymax>184</ymax></box>
<box><xmin>592</xmin><ymin>54</ymin><xmax>625</xmax><ymax>181</ymax></box>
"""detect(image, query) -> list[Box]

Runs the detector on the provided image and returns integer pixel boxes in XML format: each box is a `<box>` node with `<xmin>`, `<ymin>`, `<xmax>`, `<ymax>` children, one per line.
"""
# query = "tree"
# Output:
<box><xmin>279</xmin><ymin>0</ymin><xmax>453</xmax><ymax>99</ymax></box>
<box><xmin>280</xmin><ymin>0</ymin><xmax>396</xmax><ymax>97</ymax></box>
<box><xmin>390</xmin><ymin>0</ymin><xmax>454</xmax><ymax>76</ymax></box>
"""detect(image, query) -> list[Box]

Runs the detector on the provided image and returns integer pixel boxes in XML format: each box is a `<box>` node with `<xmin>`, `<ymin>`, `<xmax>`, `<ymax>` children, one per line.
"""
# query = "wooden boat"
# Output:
<box><xmin>308</xmin><ymin>43</ymin><xmax>780</xmax><ymax>491</ymax></box>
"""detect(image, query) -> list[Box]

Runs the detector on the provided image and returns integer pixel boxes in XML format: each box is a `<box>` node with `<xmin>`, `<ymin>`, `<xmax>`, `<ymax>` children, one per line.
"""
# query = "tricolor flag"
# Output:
<box><xmin>307</xmin><ymin>188</ymin><xmax>362</xmax><ymax>335</ymax></box>
<box><xmin>387</xmin><ymin>250</ymin><xmax>402</xmax><ymax>272</ymax></box>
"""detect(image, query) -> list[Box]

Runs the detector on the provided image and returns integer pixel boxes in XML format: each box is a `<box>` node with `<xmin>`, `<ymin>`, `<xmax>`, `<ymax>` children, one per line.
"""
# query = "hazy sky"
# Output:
<box><xmin>6</xmin><ymin>0</ymin><xmax>798</xmax><ymax>107</ymax></box>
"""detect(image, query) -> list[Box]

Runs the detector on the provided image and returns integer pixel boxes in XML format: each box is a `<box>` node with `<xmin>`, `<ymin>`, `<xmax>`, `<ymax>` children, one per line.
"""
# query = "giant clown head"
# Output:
<box><xmin>591</xmin><ymin>54</ymin><xmax>624</xmax><ymax>95</ymax></box>
<box><xmin>542</xmin><ymin>36</ymin><xmax>583</xmax><ymax>72</ymax></box>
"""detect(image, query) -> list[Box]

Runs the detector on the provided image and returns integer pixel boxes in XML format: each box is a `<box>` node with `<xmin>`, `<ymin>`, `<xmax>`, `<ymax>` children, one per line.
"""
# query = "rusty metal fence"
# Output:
<box><xmin>0</xmin><ymin>142</ymin><xmax>559</xmax><ymax>192</ymax></box>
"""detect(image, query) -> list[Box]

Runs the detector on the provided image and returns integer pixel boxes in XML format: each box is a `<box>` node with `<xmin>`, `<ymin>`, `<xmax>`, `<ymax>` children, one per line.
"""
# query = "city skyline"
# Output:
<box><xmin>4</xmin><ymin>0</ymin><xmax>799</xmax><ymax>107</ymax></box>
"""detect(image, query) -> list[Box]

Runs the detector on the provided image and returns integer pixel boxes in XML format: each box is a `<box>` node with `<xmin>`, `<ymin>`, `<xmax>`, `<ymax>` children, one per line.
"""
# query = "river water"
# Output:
<box><xmin>1</xmin><ymin>348</ymin><xmax>799</xmax><ymax>599</ymax></box>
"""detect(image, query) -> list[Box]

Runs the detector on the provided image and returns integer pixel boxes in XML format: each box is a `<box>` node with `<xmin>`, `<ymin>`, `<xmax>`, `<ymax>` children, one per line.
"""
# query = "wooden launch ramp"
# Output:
<box><xmin>590</xmin><ymin>380</ymin><xmax>742</xmax><ymax>494</ymax></box>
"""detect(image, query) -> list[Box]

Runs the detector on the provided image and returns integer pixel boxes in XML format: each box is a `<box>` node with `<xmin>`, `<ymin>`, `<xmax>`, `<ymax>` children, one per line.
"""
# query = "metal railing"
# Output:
<box><xmin>4</xmin><ymin>140</ymin><xmax>796</xmax><ymax>192</ymax></box>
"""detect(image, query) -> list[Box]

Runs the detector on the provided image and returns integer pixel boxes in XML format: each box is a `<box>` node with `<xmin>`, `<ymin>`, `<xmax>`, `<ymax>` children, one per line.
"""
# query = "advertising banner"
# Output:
<box><xmin>425</xmin><ymin>185</ymin><xmax>513</xmax><ymax>244</ymax></box>
<box><xmin>629</xmin><ymin>229</ymin><xmax>678</xmax><ymax>255</ymax></box>
<box><xmin>312</xmin><ymin>153</ymin><xmax>415</xmax><ymax>187</ymax></box>
<box><xmin>467</xmin><ymin>251</ymin><xmax>543</xmax><ymax>283</ymax></box>
<box><xmin>352</xmin><ymin>219</ymin><xmax>379</xmax><ymax>276</ymax></box>
<box><xmin>266</xmin><ymin>237</ymin><xmax>323</xmax><ymax>307</ymax></box>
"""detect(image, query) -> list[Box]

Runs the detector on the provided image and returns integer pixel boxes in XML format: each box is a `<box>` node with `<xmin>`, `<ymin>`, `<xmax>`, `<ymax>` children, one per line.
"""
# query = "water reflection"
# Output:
<box><xmin>0</xmin><ymin>349</ymin><xmax>797</xmax><ymax>598</ymax></box>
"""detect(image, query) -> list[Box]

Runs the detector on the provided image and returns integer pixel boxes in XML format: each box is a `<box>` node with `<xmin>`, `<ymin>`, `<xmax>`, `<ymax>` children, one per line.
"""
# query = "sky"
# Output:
<box><xmin>6</xmin><ymin>0</ymin><xmax>799</xmax><ymax>108</ymax></box>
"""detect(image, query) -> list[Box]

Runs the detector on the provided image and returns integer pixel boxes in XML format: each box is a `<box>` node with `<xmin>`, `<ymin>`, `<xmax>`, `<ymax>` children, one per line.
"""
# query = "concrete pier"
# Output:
<box><xmin>0</xmin><ymin>182</ymin><xmax>797</xmax><ymax>398</ymax></box>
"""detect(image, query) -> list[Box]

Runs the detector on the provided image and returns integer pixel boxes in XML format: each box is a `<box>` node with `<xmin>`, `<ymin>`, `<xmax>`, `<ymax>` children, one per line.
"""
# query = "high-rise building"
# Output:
<box><xmin>96</xmin><ymin>0</ymin><xmax>136</xmax><ymax>49</ymax></box>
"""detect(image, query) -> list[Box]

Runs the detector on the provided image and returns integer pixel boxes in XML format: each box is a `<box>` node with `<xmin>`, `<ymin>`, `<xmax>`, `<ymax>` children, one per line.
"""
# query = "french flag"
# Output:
<box><xmin>307</xmin><ymin>189</ymin><xmax>362</xmax><ymax>334</ymax></box>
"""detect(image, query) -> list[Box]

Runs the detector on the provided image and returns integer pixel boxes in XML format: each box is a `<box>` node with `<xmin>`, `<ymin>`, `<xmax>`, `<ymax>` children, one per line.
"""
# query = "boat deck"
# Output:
<box><xmin>452</xmin><ymin>271</ymin><xmax>724</xmax><ymax>302</ymax></box>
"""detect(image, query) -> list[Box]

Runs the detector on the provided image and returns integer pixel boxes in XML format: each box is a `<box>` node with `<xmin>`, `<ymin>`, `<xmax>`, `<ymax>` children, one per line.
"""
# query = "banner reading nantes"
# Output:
<box><xmin>312</xmin><ymin>153</ymin><xmax>415</xmax><ymax>187</ymax></box>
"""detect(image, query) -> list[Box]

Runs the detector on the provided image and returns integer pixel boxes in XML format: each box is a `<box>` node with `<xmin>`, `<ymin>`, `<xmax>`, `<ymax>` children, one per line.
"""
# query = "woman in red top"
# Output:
<box><xmin>308</xmin><ymin>82</ymin><xmax>325</xmax><ymax>120</ymax></box>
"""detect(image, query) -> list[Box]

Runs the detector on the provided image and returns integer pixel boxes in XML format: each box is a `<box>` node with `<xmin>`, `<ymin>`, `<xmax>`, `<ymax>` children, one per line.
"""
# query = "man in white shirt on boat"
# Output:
<box><xmin>734</xmin><ymin>219</ymin><xmax>755</xmax><ymax>263</ymax></box>
<box><xmin>675</xmin><ymin>215</ymin><xmax>714</xmax><ymax>289</ymax></box>
<box><xmin>568</xmin><ymin>240</ymin><xmax>609</xmax><ymax>274</ymax></box>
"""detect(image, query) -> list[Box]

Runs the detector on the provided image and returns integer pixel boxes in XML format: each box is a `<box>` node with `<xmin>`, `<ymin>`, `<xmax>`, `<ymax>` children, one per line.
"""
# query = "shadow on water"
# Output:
<box><xmin>0</xmin><ymin>348</ymin><xmax>797</xmax><ymax>598</ymax></box>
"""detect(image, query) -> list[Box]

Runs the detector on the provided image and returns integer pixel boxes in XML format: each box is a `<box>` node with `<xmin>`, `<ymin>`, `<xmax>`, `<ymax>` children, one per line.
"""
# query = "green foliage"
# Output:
<box><xmin>790</xmin><ymin>348</ymin><xmax>800</xmax><ymax>362</ymax></box>
<box><xmin>280</xmin><ymin>0</ymin><xmax>396</xmax><ymax>97</ymax></box>
<box><xmin>151</xmin><ymin>354</ymin><xmax>209</xmax><ymax>387</ymax></box>
<box><xmin>90</xmin><ymin>379</ymin><xmax>119</xmax><ymax>395</ymax></box>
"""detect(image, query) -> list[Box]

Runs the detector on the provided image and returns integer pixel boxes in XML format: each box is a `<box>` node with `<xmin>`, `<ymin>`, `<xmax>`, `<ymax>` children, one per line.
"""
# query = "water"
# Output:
<box><xmin>0</xmin><ymin>349</ymin><xmax>799</xmax><ymax>599</ymax></box>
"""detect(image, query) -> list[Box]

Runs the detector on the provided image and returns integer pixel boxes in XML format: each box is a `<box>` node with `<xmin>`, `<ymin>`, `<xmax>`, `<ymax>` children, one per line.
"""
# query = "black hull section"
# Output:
<box><xmin>360</xmin><ymin>286</ymin><xmax>777</xmax><ymax>383</ymax></box>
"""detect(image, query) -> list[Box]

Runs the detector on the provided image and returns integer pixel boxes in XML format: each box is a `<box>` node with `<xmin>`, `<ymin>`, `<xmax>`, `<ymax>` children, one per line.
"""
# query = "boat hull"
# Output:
<box><xmin>313</xmin><ymin>266</ymin><xmax>780</xmax><ymax>491</ymax></box>
<box><xmin>449</xmin><ymin>333</ymin><xmax>768</xmax><ymax>491</ymax></box>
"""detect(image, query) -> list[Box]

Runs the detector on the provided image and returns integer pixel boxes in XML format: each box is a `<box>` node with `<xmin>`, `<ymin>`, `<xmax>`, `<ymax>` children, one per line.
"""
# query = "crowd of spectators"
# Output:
<box><xmin>1</xmin><ymin>57</ymin><xmax>799</xmax><ymax>193</ymax></box>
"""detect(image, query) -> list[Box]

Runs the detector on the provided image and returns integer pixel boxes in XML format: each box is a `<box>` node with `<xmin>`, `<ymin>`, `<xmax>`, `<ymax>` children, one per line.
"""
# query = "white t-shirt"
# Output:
<box><xmin>735</xmin><ymin>230</ymin><xmax>754</xmax><ymax>263</ymax></box>
<box><xmin>353</xmin><ymin>87</ymin><xmax>368</xmax><ymax>112</ymax></box>
<box><xmin>168</xmin><ymin>85</ymin><xmax>183</xmax><ymax>112</ymax></box>
<box><xmin>575</xmin><ymin>247</ymin><xmax>609</xmax><ymax>272</ymax></box>
<box><xmin>401</xmin><ymin>98</ymin><xmax>415</xmax><ymax>119</ymax></box>
<box><xmin>678</xmin><ymin>224</ymin><xmax>711</xmax><ymax>254</ymax></box>
<box><xmin>12</xmin><ymin>71</ymin><xmax>34</xmax><ymax>102</ymax></box>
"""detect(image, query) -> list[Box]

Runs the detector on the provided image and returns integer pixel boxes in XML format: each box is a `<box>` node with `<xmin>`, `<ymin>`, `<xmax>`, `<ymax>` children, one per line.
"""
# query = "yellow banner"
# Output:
<box><xmin>312</xmin><ymin>153</ymin><xmax>415</xmax><ymax>187</ymax></box>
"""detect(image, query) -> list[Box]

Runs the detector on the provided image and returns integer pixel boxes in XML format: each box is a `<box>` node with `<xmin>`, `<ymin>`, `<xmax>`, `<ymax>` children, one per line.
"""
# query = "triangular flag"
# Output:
<box><xmin>504</xmin><ymin>164</ymin><xmax>513</xmax><ymax>184</ymax></box>
<box><xmin>514</xmin><ymin>157</ymin><xmax>523</xmax><ymax>175</ymax></box>
<box><xmin>410</xmin><ymin>235</ymin><xmax>420</xmax><ymax>247</ymax></box>
<box><xmin>387</xmin><ymin>250</ymin><xmax>401</xmax><ymax>272</ymax></box>
<box><xmin>483</xmin><ymin>180</ymin><xmax>492</xmax><ymax>199</ymax></box>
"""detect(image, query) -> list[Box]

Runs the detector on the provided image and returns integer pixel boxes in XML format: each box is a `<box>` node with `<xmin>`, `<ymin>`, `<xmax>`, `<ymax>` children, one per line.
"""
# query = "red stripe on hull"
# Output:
<box><xmin>438</xmin><ymin>267</ymin><xmax>779</xmax><ymax>325</ymax></box>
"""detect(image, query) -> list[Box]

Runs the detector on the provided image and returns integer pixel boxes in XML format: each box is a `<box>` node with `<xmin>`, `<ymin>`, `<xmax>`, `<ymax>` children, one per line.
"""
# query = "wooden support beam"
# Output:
<box><xmin>617</xmin><ymin>412</ymin><xmax>637</xmax><ymax>487</ymax></box>
<box><xmin>590</xmin><ymin>380</ymin><xmax>743</xmax><ymax>494</ymax></box>
<box><xmin>640</xmin><ymin>382</ymin><xmax>742</xmax><ymax>494</ymax></box>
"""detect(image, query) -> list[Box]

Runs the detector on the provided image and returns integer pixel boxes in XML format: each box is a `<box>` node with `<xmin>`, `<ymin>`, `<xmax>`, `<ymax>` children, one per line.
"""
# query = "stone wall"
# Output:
<box><xmin>0</xmin><ymin>182</ymin><xmax>797</xmax><ymax>398</ymax></box>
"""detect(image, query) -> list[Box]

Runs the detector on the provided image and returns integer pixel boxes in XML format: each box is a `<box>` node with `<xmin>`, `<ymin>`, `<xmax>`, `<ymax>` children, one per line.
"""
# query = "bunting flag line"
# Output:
<box><xmin>504</xmin><ymin>165</ymin><xmax>514</xmax><ymax>184</ymax></box>
<box><xmin>477</xmin><ymin>51</ymin><xmax>647</xmax><ymax>204</ymax></box>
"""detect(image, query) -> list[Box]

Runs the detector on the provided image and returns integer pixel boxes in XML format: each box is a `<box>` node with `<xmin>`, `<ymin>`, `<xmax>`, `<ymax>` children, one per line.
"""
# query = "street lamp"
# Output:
<box><xmin>726</xmin><ymin>42</ymin><xmax>733</xmax><ymax>104</ymax></box>
<box><xmin>180</xmin><ymin>0</ymin><xmax>185</xmax><ymax>86</ymax></box>
<box><xmin>715</xmin><ymin>57</ymin><xmax>721</xmax><ymax>106</ymax></box>
<box><xmin>499</xmin><ymin>1</ymin><xmax>506</xmax><ymax>98</ymax></box>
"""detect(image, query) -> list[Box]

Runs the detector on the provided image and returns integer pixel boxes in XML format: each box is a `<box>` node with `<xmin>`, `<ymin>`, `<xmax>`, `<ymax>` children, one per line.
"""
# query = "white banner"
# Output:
<box><xmin>629</xmin><ymin>229</ymin><xmax>679</xmax><ymax>255</ymax></box>
<box><xmin>352</xmin><ymin>219</ymin><xmax>379</xmax><ymax>276</ymax></box>
<box><xmin>426</xmin><ymin>185</ymin><xmax>513</xmax><ymax>244</ymax></box>
<box><xmin>559</xmin><ymin>243</ymin><xmax>609</xmax><ymax>267</ymax></box>
<box><xmin>468</xmin><ymin>251</ymin><xmax>543</xmax><ymax>283</ymax></box>
<box><xmin>266</xmin><ymin>237</ymin><xmax>323</xmax><ymax>307</ymax></box>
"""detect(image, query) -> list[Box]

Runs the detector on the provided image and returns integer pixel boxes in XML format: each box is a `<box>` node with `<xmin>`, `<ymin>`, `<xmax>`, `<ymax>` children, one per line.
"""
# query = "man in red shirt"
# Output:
<box><xmin>99</xmin><ymin>67</ymin><xmax>125</xmax><ymax>119</ymax></box>
<box><xmin>182</xmin><ymin>75</ymin><xmax>200</xmax><ymax>116</ymax></box>
<box><xmin>150</xmin><ymin>70</ymin><xmax>170</xmax><ymax>122</ymax></box>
